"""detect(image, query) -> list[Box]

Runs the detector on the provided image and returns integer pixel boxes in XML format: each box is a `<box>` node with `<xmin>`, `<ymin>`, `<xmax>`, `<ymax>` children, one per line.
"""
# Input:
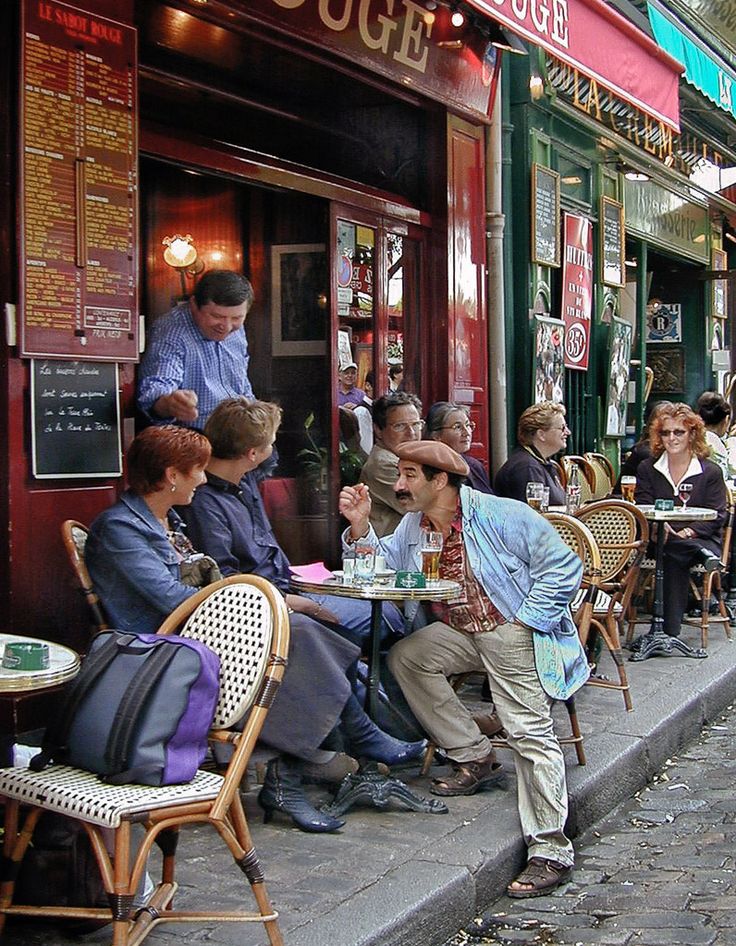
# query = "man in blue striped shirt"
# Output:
<box><xmin>138</xmin><ymin>270</ymin><xmax>255</xmax><ymax>430</ymax></box>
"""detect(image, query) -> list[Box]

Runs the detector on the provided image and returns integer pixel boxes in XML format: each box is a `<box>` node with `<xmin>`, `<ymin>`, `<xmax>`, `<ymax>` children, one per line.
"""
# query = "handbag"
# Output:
<box><xmin>179</xmin><ymin>553</ymin><xmax>222</xmax><ymax>587</ymax></box>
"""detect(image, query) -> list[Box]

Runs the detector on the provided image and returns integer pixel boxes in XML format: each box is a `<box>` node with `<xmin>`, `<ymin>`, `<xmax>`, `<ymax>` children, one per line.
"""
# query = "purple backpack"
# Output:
<box><xmin>32</xmin><ymin>630</ymin><xmax>220</xmax><ymax>786</ymax></box>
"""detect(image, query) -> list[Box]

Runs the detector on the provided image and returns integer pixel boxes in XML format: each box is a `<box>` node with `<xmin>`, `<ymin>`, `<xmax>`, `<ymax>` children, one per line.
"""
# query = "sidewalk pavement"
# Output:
<box><xmin>3</xmin><ymin>621</ymin><xmax>736</xmax><ymax>946</ymax></box>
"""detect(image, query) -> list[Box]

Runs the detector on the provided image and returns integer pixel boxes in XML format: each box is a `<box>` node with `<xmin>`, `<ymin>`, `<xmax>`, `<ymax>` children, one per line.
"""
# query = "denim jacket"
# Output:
<box><xmin>86</xmin><ymin>491</ymin><xmax>197</xmax><ymax>634</ymax></box>
<box><xmin>343</xmin><ymin>486</ymin><xmax>588</xmax><ymax>700</ymax></box>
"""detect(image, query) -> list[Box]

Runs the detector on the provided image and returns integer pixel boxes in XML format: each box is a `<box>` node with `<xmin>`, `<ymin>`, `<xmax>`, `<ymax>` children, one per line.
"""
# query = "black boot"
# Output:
<box><xmin>340</xmin><ymin>694</ymin><xmax>427</xmax><ymax>766</ymax></box>
<box><xmin>258</xmin><ymin>757</ymin><xmax>345</xmax><ymax>833</ymax></box>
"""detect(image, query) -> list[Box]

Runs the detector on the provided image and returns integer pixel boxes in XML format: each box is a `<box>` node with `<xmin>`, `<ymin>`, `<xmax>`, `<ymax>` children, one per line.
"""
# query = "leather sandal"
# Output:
<box><xmin>429</xmin><ymin>752</ymin><xmax>504</xmax><ymax>796</ymax></box>
<box><xmin>506</xmin><ymin>857</ymin><xmax>573</xmax><ymax>899</ymax></box>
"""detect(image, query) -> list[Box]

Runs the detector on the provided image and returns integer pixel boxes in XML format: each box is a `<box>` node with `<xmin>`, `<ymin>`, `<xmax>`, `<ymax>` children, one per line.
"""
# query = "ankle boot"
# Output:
<box><xmin>258</xmin><ymin>757</ymin><xmax>345</xmax><ymax>833</ymax></box>
<box><xmin>340</xmin><ymin>694</ymin><xmax>427</xmax><ymax>766</ymax></box>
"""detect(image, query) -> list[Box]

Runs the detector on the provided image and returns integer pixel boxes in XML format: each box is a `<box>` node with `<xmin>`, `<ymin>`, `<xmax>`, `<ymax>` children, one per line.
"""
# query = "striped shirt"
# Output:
<box><xmin>137</xmin><ymin>302</ymin><xmax>253</xmax><ymax>430</ymax></box>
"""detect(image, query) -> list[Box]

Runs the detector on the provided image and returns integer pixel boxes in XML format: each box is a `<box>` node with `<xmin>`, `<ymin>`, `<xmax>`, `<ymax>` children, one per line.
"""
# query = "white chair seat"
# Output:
<box><xmin>0</xmin><ymin>764</ymin><xmax>224</xmax><ymax>828</ymax></box>
<box><xmin>572</xmin><ymin>587</ymin><xmax>622</xmax><ymax>615</ymax></box>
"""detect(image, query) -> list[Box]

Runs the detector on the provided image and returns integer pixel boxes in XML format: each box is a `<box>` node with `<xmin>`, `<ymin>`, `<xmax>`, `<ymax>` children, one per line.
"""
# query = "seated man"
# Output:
<box><xmin>361</xmin><ymin>392</ymin><xmax>423</xmax><ymax>536</ymax></box>
<box><xmin>180</xmin><ymin>397</ymin><xmax>403</xmax><ymax>644</ymax></box>
<box><xmin>339</xmin><ymin>440</ymin><xmax>587</xmax><ymax>899</ymax></box>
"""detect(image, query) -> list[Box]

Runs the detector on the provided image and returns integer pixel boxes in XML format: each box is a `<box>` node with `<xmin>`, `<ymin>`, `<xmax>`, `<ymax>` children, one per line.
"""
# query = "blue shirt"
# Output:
<box><xmin>181</xmin><ymin>471</ymin><xmax>292</xmax><ymax>591</ymax></box>
<box><xmin>137</xmin><ymin>302</ymin><xmax>254</xmax><ymax>430</ymax></box>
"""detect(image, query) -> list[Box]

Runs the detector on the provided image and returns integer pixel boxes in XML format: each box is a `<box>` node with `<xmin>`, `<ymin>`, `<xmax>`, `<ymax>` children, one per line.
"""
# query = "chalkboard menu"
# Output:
<box><xmin>31</xmin><ymin>360</ymin><xmax>122</xmax><ymax>478</ymax></box>
<box><xmin>531</xmin><ymin>164</ymin><xmax>560</xmax><ymax>267</ymax></box>
<box><xmin>19</xmin><ymin>0</ymin><xmax>138</xmax><ymax>362</ymax></box>
<box><xmin>600</xmin><ymin>197</ymin><xmax>625</xmax><ymax>288</ymax></box>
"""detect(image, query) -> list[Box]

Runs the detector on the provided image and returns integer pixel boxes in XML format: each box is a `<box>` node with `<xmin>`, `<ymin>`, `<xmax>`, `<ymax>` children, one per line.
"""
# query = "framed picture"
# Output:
<box><xmin>533</xmin><ymin>315</ymin><xmax>565</xmax><ymax>404</ymax></box>
<box><xmin>649</xmin><ymin>345</ymin><xmax>685</xmax><ymax>394</ymax></box>
<box><xmin>531</xmin><ymin>164</ymin><xmax>561</xmax><ymax>267</ymax></box>
<box><xmin>646</xmin><ymin>301</ymin><xmax>681</xmax><ymax>343</ymax></box>
<box><xmin>713</xmin><ymin>248</ymin><xmax>728</xmax><ymax>320</ymax></box>
<box><xmin>271</xmin><ymin>244</ymin><xmax>327</xmax><ymax>356</ymax></box>
<box><xmin>605</xmin><ymin>318</ymin><xmax>633</xmax><ymax>437</ymax></box>
<box><xmin>600</xmin><ymin>197</ymin><xmax>624</xmax><ymax>288</ymax></box>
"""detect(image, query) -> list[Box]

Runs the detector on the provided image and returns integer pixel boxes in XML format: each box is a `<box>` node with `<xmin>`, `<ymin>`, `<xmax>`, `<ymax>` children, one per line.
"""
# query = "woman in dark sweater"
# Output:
<box><xmin>635</xmin><ymin>402</ymin><xmax>727</xmax><ymax>637</ymax></box>
<box><xmin>494</xmin><ymin>402</ymin><xmax>568</xmax><ymax>506</ymax></box>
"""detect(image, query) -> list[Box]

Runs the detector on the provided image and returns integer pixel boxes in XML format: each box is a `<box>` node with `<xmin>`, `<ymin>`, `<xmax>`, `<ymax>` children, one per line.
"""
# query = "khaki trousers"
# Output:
<box><xmin>388</xmin><ymin>620</ymin><xmax>573</xmax><ymax>866</ymax></box>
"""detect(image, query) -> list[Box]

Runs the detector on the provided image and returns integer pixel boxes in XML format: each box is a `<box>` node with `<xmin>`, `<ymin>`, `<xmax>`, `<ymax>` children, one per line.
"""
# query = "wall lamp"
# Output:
<box><xmin>162</xmin><ymin>234</ymin><xmax>205</xmax><ymax>295</ymax></box>
<box><xmin>619</xmin><ymin>164</ymin><xmax>649</xmax><ymax>182</ymax></box>
<box><xmin>724</xmin><ymin>223</ymin><xmax>736</xmax><ymax>245</ymax></box>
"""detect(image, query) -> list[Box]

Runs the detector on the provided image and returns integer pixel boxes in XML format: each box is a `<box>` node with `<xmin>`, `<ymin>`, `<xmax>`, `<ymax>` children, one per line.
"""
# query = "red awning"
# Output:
<box><xmin>466</xmin><ymin>0</ymin><xmax>683</xmax><ymax>131</ymax></box>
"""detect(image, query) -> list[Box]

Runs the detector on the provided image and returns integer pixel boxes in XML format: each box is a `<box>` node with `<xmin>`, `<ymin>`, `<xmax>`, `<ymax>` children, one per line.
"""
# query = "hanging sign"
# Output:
<box><xmin>19</xmin><ymin>0</ymin><xmax>138</xmax><ymax>362</ymax></box>
<box><xmin>561</xmin><ymin>213</ymin><xmax>593</xmax><ymax>371</ymax></box>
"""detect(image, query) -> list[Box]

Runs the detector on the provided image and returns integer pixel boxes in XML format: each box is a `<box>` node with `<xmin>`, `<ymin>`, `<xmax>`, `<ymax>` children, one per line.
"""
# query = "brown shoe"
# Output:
<box><xmin>472</xmin><ymin>712</ymin><xmax>507</xmax><ymax>740</ymax></box>
<box><xmin>506</xmin><ymin>857</ymin><xmax>573</xmax><ymax>899</ymax></box>
<box><xmin>429</xmin><ymin>751</ymin><xmax>504</xmax><ymax>796</ymax></box>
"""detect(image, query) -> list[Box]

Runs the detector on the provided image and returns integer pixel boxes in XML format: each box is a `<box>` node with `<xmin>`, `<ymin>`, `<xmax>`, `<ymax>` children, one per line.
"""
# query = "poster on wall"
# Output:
<box><xmin>533</xmin><ymin>315</ymin><xmax>565</xmax><ymax>404</ymax></box>
<box><xmin>561</xmin><ymin>213</ymin><xmax>593</xmax><ymax>371</ymax></box>
<box><xmin>713</xmin><ymin>249</ymin><xmax>728</xmax><ymax>320</ymax></box>
<box><xmin>531</xmin><ymin>165</ymin><xmax>561</xmax><ymax>267</ymax></box>
<box><xmin>605</xmin><ymin>319</ymin><xmax>633</xmax><ymax>438</ymax></box>
<box><xmin>646</xmin><ymin>301</ymin><xmax>682</xmax><ymax>342</ymax></box>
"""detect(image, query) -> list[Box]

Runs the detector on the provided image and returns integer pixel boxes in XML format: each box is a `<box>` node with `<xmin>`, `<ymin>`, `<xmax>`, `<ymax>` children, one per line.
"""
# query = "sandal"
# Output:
<box><xmin>429</xmin><ymin>752</ymin><xmax>504</xmax><ymax>797</ymax></box>
<box><xmin>506</xmin><ymin>857</ymin><xmax>573</xmax><ymax>899</ymax></box>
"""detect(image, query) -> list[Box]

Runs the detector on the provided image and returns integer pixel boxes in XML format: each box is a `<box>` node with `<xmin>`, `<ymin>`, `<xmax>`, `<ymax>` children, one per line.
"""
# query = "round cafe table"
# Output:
<box><xmin>630</xmin><ymin>505</ymin><xmax>717</xmax><ymax>662</ymax></box>
<box><xmin>290</xmin><ymin>575</ymin><xmax>460</xmax><ymax>721</ymax></box>
<box><xmin>0</xmin><ymin>634</ymin><xmax>80</xmax><ymax>763</ymax></box>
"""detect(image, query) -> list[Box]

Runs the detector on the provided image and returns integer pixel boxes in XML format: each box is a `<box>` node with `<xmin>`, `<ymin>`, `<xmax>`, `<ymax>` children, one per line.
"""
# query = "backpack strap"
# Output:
<box><xmin>31</xmin><ymin>631</ymin><xmax>137</xmax><ymax>771</ymax></box>
<box><xmin>102</xmin><ymin>641</ymin><xmax>178</xmax><ymax>782</ymax></box>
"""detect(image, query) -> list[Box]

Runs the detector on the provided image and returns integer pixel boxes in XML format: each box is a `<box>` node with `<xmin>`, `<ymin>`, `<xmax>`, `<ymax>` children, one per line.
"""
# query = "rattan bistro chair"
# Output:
<box><xmin>560</xmin><ymin>456</ymin><xmax>596</xmax><ymax>504</ymax></box>
<box><xmin>545</xmin><ymin>511</ymin><xmax>634</xmax><ymax>710</ymax></box>
<box><xmin>574</xmin><ymin>500</ymin><xmax>649</xmax><ymax>711</ymax></box>
<box><xmin>584</xmin><ymin>453</ymin><xmax>615</xmax><ymax>500</ymax></box>
<box><xmin>61</xmin><ymin>519</ymin><xmax>109</xmax><ymax>634</ymax></box>
<box><xmin>684</xmin><ymin>499</ymin><xmax>735</xmax><ymax>648</ymax></box>
<box><xmin>0</xmin><ymin>575</ymin><xmax>290</xmax><ymax>946</ymax></box>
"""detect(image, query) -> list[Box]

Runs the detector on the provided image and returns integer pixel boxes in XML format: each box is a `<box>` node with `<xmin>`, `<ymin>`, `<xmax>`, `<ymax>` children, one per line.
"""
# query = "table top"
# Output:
<box><xmin>291</xmin><ymin>575</ymin><xmax>461</xmax><ymax>602</ymax></box>
<box><xmin>0</xmin><ymin>633</ymin><xmax>80</xmax><ymax>693</ymax></box>
<box><xmin>636</xmin><ymin>504</ymin><xmax>717</xmax><ymax>522</ymax></box>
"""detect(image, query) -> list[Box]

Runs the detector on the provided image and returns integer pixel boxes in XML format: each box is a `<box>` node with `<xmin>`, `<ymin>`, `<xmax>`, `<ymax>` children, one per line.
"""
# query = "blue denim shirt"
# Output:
<box><xmin>86</xmin><ymin>491</ymin><xmax>197</xmax><ymax>634</ymax></box>
<box><xmin>343</xmin><ymin>486</ymin><xmax>588</xmax><ymax>700</ymax></box>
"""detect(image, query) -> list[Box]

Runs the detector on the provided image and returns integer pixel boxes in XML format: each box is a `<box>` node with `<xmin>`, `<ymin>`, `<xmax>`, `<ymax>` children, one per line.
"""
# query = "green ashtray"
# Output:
<box><xmin>654</xmin><ymin>499</ymin><xmax>675</xmax><ymax>511</ymax></box>
<box><xmin>395</xmin><ymin>571</ymin><xmax>426</xmax><ymax>589</ymax></box>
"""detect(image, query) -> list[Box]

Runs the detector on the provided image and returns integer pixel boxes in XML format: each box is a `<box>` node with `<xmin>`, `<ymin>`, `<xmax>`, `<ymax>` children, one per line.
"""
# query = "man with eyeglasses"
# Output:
<box><xmin>494</xmin><ymin>402</ymin><xmax>569</xmax><ymax>505</ymax></box>
<box><xmin>360</xmin><ymin>392</ymin><xmax>424</xmax><ymax>536</ymax></box>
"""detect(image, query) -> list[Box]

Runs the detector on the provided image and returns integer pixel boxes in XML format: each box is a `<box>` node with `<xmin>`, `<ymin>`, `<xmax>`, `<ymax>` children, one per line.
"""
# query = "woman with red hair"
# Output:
<box><xmin>635</xmin><ymin>403</ymin><xmax>727</xmax><ymax>639</ymax></box>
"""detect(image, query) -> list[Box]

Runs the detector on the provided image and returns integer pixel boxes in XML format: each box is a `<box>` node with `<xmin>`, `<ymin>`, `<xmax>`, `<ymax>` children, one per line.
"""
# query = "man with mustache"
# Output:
<box><xmin>138</xmin><ymin>270</ymin><xmax>255</xmax><ymax>430</ymax></box>
<box><xmin>338</xmin><ymin>440</ymin><xmax>587</xmax><ymax>899</ymax></box>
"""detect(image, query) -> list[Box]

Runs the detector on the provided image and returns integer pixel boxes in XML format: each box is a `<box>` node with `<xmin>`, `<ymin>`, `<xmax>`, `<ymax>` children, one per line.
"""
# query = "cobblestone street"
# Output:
<box><xmin>446</xmin><ymin>704</ymin><xmax>736</xmax><ymax>946</ymax></box>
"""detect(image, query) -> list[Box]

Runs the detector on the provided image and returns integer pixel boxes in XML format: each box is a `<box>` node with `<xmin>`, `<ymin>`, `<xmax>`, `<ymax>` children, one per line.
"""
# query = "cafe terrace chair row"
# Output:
<box><xmin>0</xmin><ymin>565</ymin><xmax>291</xmax><ymax>946</ymax></box>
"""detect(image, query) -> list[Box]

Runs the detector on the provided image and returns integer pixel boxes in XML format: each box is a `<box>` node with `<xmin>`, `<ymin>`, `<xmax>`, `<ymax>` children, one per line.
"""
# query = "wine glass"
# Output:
<box><xmin>678</xmin><ymin>482</ymin><xmax>693</xmax><ymax>509</ymax></box>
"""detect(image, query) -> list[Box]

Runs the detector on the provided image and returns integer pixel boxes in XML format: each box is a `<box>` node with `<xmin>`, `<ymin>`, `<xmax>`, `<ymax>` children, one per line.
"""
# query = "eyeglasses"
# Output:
<box><xmin>439</xmin><ymin>421</ymin><xmax>476</xmax><ymax>433</ymax></box>
<box><xmin>388</xmin><ymin>421</ymin><xmax>424</xmax><ymax>433</ymax></box>
<box><xmin>547</xmin><ymin>424</ymin><xmax>569</xmax><ymax>433</ymax></box>
<box><xmin>661</xmin><ymin>428</ymin><xmax>687</xmax><ymax>438</ymax></box>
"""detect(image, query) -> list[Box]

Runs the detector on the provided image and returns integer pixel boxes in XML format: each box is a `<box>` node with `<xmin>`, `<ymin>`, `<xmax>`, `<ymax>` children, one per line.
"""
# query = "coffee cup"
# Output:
<box><xmin>2</xmin><ymin>641</ymin><xmax>50</xmax><ymax>671</ymax></box>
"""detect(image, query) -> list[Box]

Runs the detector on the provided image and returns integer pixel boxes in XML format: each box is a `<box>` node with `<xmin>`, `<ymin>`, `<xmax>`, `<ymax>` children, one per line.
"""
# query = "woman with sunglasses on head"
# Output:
<box><xmin>635</xmin><ymin>402</ymin><xmax>727</xmax><ymax>639</ymax></box>
<box><xmin>493</xmin><ymin>402</ymin><xmax>568</xmax><ymax>505</ymax></box>
<box><xmin>424</xmin><ymin>402</ymin><xmax>493</xmax><ymax>494</ymax></box>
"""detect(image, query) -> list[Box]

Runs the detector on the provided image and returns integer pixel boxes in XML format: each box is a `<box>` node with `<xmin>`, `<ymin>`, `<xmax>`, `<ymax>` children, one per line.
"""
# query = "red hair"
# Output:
<box><xmin>127</xmin><ymin>426</ymin><xmax>211</xmax><ymax>495</ymax></box>
<box><xmin>648</xmin><ymin>402</ymin><xmax>708</xmax><ymax>460</ymax></box>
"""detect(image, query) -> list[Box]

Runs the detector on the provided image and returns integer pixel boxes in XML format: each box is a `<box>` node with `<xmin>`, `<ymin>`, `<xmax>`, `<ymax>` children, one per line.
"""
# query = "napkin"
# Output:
<box><xmin>289</xmin><ymin>562</ymin><xmax>334</xmax><ymax>582</ymax></box>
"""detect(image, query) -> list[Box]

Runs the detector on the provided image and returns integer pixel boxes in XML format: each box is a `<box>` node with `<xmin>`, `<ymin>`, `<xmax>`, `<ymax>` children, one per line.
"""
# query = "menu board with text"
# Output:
<box><xmin>20</xmin><ymin>0</ymin><xmax>138</xmax><ymax>361</ymax></box>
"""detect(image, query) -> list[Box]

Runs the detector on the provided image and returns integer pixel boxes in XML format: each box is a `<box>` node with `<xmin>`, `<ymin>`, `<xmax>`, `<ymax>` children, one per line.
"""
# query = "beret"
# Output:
<box><xmin>395</xmin><ymin>441</ymin><xmax>470</xmax><ymax>477</ymax></box>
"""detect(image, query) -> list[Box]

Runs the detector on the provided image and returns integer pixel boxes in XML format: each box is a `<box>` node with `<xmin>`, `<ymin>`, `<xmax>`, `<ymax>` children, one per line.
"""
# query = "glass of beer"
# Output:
<box><xmin>621</xmin><ymin>476</ymin><xmax>636</xmax><ymax>504</ymax></box>
<box><xmin>525</xmin><ymin>482</ymin><xmax>544</xmax><ymax>511</ymax></box>
<box><xmin>421</xmin><ymin>530</ymin><xmax>443</xmax><ymax>583</ymax></box>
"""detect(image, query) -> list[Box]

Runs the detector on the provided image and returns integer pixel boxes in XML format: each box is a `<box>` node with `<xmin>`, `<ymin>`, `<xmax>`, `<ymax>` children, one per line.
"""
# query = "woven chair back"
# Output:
<box><xmin>60</xmin><ymin>519</ymin><xmax>108</xmax><ymax>633</ymax></box>
<box><xmin>560</xmin><ymin>455</ymin><xmax>595</xmax><ymax>504</ymax></box>
<box><xmin>157</xmin><ymin>575</ymin><xmax>289</xmax><ymax>730</ymax></box>
<box><xmin>575</xmin><ymin>499</ymin><xmax>648</xmax><ymax>584</ymax></box>
<box><xmin>583</xmin><ymin>453</ymin><xmax>614</xmax><ymax>500</ymax></box>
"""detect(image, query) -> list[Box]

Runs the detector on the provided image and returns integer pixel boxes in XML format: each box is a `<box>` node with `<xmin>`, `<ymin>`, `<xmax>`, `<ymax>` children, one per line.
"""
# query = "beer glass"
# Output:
<box><xmin>525</xmin><ymin>482</ymin><xmax>544</xmax><ymax>511</ymax></box>
<box><xmin>420</xmin><ymin>530</ymin><xmax>443</xmax><ymax>583</ymax></box>
<box><xmin>621</xmin><ymin>476</ymin><xmax>636</xmax><ymax>504</ymax></box>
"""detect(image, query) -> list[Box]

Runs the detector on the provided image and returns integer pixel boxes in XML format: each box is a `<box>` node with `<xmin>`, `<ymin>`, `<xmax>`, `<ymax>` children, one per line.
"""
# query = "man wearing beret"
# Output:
<box><xmin>338</xmin><ymin>441</ymin><xmax>588</xmax><ymax>898</ymax></box>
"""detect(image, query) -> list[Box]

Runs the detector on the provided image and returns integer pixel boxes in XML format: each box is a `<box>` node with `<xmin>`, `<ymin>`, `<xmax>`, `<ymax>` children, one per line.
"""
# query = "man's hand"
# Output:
<box><xmin>339</xmin><ymin>483</ymin><xmax>371</xmax><ymax>539</ymax></box>
<box><xmin>153</xmin><ymin>389</ymin><xmax>199</xmax><ymax>423</ymax></box>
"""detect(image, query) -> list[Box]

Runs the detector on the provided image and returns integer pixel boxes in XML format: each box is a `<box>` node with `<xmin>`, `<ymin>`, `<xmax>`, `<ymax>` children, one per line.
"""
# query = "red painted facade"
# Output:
<box><xmin>0</xmin><ymin>0</ymin><xmax>492</xmax><ymax>645</ymax></box>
